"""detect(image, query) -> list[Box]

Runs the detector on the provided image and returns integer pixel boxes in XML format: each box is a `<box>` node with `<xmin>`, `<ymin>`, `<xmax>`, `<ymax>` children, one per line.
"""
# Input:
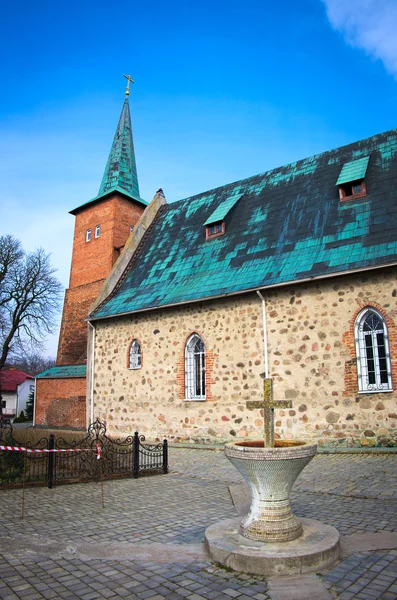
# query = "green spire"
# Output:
<box><xmin>97</xmin><ymin>98</ymin><xmax>140</xmax><ymax>201</ymax></box>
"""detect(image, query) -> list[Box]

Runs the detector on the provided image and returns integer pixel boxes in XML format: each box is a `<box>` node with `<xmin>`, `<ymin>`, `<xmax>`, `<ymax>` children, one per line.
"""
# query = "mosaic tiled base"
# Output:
<box><xmin>224</xmin><ymin>441</ymin><xmax>317</xmax><ymax>542</ymax></box>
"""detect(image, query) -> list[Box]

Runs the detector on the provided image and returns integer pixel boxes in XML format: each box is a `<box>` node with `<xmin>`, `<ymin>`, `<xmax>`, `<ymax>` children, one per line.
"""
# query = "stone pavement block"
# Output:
<box><xmin>0</xmin><ymin>450</ymin><xmax>396</xmax><ymax>600</ymax></box>
<box><xmin>267</xmin><ymin>575</ymin><xmax>332</xmax><ymax>600</ymax></box>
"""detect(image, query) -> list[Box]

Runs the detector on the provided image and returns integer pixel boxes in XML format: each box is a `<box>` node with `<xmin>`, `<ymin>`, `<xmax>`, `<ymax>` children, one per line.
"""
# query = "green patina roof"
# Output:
<box><xmin>36</xmin><ymin>365</ymin><xmax>87</xmax><ymax>379</ymax></box>
<box><xmin>336</xmin><ymin>156</ymin><xmax>370</xmax><ymax>185</ymax></box>
<box><xmin>203</xmin><ymin>193</ymin><xmax>243</xmax><ymax>226</ymax></box>
<box><xmin>70</xmin><ymin>99</ymin><xmax>147</xmax><ymax>214</ymax></box>
<box><xmin>90</xmin><ymin>129</ymin><xmax>397</xmax><ymax>321</ymax></box>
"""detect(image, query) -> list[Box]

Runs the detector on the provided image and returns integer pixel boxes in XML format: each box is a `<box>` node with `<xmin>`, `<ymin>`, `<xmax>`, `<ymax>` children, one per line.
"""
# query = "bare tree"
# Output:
<box><xmin>7</xmin><ymin>352</ymin><xmax>56</xmax><ymax>376</ymax></box>
<box><xmin>0</xmin><ymin>235</ymin><xmax>63</xmax><ymax>414</ymax></box>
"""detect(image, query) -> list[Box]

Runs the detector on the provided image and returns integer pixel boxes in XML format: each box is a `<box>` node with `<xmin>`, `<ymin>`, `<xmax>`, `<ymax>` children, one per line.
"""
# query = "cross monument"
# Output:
<box><xmin>246</xmin><ymin>379</ymin><xmax>292</xmax><ymax>447</ymax></box>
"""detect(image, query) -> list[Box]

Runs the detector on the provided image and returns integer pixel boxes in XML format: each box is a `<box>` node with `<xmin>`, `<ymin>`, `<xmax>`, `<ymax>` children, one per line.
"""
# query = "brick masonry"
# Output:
<box><xmin>92</xmin><ymin>266</ymin><xmax>397</xmax><ymax>446</ymax></box>
<box><xmin>36</xmin><ymin>193</ymin><xmax>145</xmax><ymax>427</ymax></box>
<box><xmin>58</xmin><ymin>194</ymin><xmax>145</xmax><ymax>365</ymax></box>
<box><xmin>35</xmin><ymin>377</ymin><xmax>86</xmax><ymax>428</ymax></box>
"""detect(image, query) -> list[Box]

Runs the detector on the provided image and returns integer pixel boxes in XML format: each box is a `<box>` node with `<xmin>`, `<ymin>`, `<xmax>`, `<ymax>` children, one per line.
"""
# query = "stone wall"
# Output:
<box><xmin>92</xmin><ymin>267</ymin><xmax>397</xmax><ymax>446</ymax></box>
<box><xmin>35</xmin><ymin>378</ymin><xmax>86</xmax><ymax>429</ymax></box>
<box><xmin>266</xmin><ymin>267</ymin><xmax>397</xmax><ymax>447</ymax></box>
<box><xmin>93</xmin><ymin>293</ymin><xmax>264</xmax><ymax>441</ymax></box>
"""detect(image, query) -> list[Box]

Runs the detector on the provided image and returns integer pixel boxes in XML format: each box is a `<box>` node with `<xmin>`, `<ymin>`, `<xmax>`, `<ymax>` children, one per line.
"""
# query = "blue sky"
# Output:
<box><xmin>1</xmin><ymin>0</ymin><xmax>397</xmax><ymax>356</ymax></box>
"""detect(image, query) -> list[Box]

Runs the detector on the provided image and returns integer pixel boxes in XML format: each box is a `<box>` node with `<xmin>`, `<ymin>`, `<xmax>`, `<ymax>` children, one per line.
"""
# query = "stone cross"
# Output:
<box><xmin>246</xmin><ymin>379</ymin><xmax>292</xmax><ymax>447</ymax></box>
<box><xmin>123</xmin><ymin>74</ymin><xmax>135</xmax><ymax>97</ymax></box>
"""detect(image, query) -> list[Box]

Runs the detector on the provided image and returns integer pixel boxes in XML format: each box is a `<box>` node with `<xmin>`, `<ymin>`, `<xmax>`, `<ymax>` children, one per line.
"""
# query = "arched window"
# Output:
<box><xmin>355</xmin><ymin>308</ymin><xmax>392</xmax><ymax>392</ymax></box>
<box><xmin>185</xmin><ymin>333</ymin><xmax>206</xmax><ymax>400</ymax></box>
<box><xmin>129</xmin><ymin>340</ymin><xmax>142</xmax><ymax>369</ymax></box>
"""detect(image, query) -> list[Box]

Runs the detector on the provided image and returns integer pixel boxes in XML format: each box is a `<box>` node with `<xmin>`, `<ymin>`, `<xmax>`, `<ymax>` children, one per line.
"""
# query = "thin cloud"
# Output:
<box><xmin>322</xmin><ymin>0</ymin><xmax>397</xmax><ymax>78</ymax></box>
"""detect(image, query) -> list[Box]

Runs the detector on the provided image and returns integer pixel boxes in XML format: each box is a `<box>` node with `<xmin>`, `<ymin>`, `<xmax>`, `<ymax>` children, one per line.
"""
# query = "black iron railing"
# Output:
<box><xmin>0</xmin><ymin>418</ymin><xmax>168</xmax><ymax>489</ymax></box>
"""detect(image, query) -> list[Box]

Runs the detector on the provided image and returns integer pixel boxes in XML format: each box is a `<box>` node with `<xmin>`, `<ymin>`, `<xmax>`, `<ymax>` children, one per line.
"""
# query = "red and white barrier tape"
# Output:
<box><xmin>0</xmin><ymin>445</ymin><xmax>101</xmax><ymax>458</ymax></box>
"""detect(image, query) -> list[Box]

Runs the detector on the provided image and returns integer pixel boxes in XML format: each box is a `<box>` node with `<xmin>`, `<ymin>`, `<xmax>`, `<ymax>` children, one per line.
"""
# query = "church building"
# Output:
<box><xmin>36</xmin><ymin>84</ymin><xmax>397</xmax><ymax>447</ymax></box>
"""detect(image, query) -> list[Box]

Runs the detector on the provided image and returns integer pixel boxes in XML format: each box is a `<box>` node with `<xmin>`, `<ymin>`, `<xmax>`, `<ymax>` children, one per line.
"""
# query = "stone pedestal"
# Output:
<box><xmin>205</xmin><ymin>516</ymin><xmax>340</xmax><ymax>577</ymax></box>
<box><xmin>224</xmin><ymin>440</ymin><xmax>317</xmax><ymax>542</ymax></box>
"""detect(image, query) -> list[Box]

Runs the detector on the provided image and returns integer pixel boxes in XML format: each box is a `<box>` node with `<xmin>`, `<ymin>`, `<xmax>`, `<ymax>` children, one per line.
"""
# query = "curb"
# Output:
<box><xmin>168</xmin><ymin>442</ymin><xmax>397</xmax><ymax>454</ymax></box>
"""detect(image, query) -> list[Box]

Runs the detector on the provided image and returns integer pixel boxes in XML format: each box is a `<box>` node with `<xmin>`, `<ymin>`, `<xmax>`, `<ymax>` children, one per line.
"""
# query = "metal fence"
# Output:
<box><xmin>0</xmin><ymin>418</ymin><xmax>168</xmax><ymax>488</ymax></box>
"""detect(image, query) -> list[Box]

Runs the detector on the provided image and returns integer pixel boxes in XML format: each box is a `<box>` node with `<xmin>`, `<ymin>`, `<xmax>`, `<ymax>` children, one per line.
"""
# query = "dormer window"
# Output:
<box><xmin>206</xmin><ymin>221</ymin><xmax>225</xmax><ymax>239</ymax></box>
<box><xmin>203</xmin><ymin>193</ymin><xmax>243</xmax><ymax>240</ymax></box>
<box><xmin>95</xmin><ymin>225</ymin><xmax>100</xmax><ymax>238</ymax></box>
<box><xmin>336</xmin><ymin>156</ymin><xmax>369</xmax><ymax>202</ymax></box>
<box><xmin>339</xmin><ymin>179</ymin><xmax>367</xmax><ymax>201</ymax></box>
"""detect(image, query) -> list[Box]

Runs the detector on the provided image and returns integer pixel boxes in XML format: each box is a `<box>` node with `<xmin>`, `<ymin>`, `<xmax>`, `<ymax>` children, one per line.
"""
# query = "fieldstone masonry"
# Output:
<box><xmin>93</xmin><ymin>266</ymin><xmax>397</xmax><ymax>446</ymax></box>
<box><xmin>94</xmin><ymin>294</ymin><xmax>264</xmax><ymax>441</ymax></box>
<box><xmin>266</xmin><ymin>267</ymin><xmax>397</xmax><ymax>447</ymax></box>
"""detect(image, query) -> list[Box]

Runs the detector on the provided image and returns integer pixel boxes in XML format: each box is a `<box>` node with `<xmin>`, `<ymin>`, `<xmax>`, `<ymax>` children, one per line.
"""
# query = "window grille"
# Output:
<box><xmin>129</xmin><ymin>340</ymin><xmax>142</xmax><ymax>369</ymax></box>
<box><xmin>355</xmin><ymin>308</ymin><xmax>392</xmax><ymax>393</ymax></box>
<box><xmin>185</xmin><ymin>334</ymin><xmax>206</xmax><ymax>400</ymax></box>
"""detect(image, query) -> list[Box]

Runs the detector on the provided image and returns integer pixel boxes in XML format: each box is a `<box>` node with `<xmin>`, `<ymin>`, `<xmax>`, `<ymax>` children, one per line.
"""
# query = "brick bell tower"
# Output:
<box><xmin>35</xmin><ymin>78</ymin><xmax>147</xmax><ymax>428</ymax></box>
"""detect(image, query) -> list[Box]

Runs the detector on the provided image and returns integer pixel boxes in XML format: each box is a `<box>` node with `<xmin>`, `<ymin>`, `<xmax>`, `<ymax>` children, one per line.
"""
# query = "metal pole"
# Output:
<box><xmin>88</xmin><ymin>322</ymin><xmax>96</xmax><ymax>425</ymax></box>
<box><xmin>133</xmin><ymin>432</ymin><xmax>139</xmax><ymax>479</ymax></box>
<box><xmin>21</xmin><ymin>447</ymin><xmax>27</xmax><ymax>519</ymax></box>
<box><xmin>48</xmin><ymin>434</ymin><xmax>55</xmax><ymax>489</ymax></box>
<box><xmin>163</xmin><ymin>439</ymin><xmax>168</xmax><ymax>474</ymax></box>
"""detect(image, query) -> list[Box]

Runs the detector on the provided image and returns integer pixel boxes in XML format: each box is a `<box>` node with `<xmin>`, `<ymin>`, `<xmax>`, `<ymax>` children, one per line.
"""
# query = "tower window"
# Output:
<box><xmin>95</xmin><ymin>225</ymin><xmax>100</xmax><ymax>238</ymax></box>
<box><xmin>86</xmin><ymin>229</ymin><xmax>91</xmax><ymax>242</ymax></box>
<box><xmin>355</xmin><ymin>307</ymin><xmax>393</xmax><ymax>393</ymax></box>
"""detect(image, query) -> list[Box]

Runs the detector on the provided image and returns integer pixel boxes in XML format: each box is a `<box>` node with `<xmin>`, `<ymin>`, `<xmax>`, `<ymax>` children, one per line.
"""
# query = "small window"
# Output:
<box><xmin>355</xmin><ymin>308</ymin><xmax>393</xmax><ymax>393</ymax></box>
<box><xmin>206</xmin><ymin>221</ymin><xmax>225</xmax><ymax>239</ymax></box>
<box><xmin>129</xmin><ymin>340</ymin><xmax>142</xmax><ymax>369</ymax></box>
<box><xmin>185</xmin><ymin>333</ymin><xmax>206</xmax><ymax>400</ymax></box>
<box><xmin>95</xmin><ymin>225</ymin><xmax>100</xmax><ymax>238</ymax></box>
<box><xmin>339</xmin><ymin>179</ymin><xmax>366</xmax><ymax>201</ymax></box>
<box><xmin>130</xmin><ymin>225</ymin><xmax>134</xmax><ymax>233</ymax></box>
<box><xmin>86</xmin><ymin>229</ymin><xmax>91</xmax><ymax>242</ymax></box>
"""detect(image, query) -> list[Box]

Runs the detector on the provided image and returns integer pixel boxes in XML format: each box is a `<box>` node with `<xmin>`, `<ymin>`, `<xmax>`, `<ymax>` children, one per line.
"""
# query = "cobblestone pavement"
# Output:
<box><xmin>0</xmin><ymin>448</ymin><xmax>396</xmax><ymax>599</ymax></box>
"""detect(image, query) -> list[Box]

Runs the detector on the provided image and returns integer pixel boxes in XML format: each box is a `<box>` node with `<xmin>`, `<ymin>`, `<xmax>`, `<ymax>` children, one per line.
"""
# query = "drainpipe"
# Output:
<box><xmin>33</xmin><ymin>380</ymin><xmax>36</xmax><ymax>426</ymax></box>
<box><xmin>256</xmin><ymin>290</ymin><xmax>269</xmax><ymax>379</ymax></box>
<box><xmin>88</xmin><ymin>321</ymin><xmax>96</xmax><ymax>424</ymax></box>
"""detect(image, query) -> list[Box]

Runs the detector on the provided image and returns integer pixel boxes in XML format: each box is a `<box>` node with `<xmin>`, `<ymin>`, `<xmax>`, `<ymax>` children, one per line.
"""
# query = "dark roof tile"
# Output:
<box><xmin>91</xmin><ymin>128</ymin><xmax>397</xmax><ymax>320</ymax></box>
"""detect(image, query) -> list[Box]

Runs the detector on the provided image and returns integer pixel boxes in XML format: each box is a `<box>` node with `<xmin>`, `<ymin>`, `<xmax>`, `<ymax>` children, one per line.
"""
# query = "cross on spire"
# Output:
<box><xmin>246</xmin><ymin>379</ymin><xmax>292</xmax><ymax>447</ymax></box>
<box><xmin>123</xmin><ymin>74</ymin><xmax>135</xmax><ymax>97</ymax></box>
